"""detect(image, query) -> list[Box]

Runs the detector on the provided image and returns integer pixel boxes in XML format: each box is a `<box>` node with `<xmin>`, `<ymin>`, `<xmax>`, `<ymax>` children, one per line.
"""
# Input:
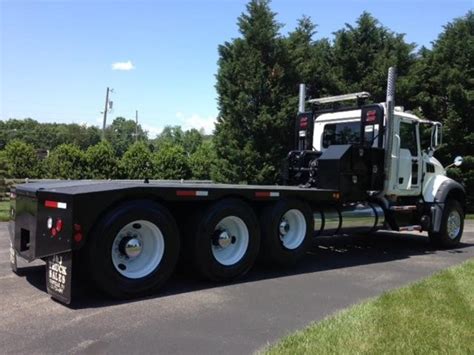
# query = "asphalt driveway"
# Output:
<box><xmin>1</xmin><ymin>221</ymin><xmax>473</xmax><ymax>354</ymax></box>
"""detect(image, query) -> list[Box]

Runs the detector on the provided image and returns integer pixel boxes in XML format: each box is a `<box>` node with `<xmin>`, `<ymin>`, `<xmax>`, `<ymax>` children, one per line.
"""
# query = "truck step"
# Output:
<box><xmin>399</xmin><ymin>225</ymin><xmax>422</xmax><ymax>232</ymax></box>
<box><xmin>389</xmin><ymin>205</ymin><xmax>417</xmax><ymax>212</ymax></box>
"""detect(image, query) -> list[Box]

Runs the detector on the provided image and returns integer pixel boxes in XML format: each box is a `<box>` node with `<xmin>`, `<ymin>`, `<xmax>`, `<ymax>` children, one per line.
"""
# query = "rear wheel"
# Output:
<box><xmin>191</xmin><ymin>198</ymin><xmax>260</xmax><ymax>281</ymax></box>
<box><xmin>86</xmin><ymin>200</ymin><xmax>180</xmax><ymax>299</ymax></box>
<box><xmin>260</xmin><ymin>199</ymin><xmax>313</xmax><ymax>266</ymax></box>
<box><xmin>429</xmin><ymin>199</ymin><xmax>464</xmax><ymax>248</ymax></box>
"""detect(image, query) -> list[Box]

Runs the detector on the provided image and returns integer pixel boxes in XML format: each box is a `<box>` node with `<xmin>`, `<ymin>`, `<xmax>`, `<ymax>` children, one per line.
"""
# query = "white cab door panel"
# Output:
<box><xmin>398</xmin><ymin>148</ymin><xmax>413</xmax><ymax>190</ymax></box>
<box><xmin>387</xmin><ymin>117</ymin><xmax>422</xmax><ymax>196</ymax></box>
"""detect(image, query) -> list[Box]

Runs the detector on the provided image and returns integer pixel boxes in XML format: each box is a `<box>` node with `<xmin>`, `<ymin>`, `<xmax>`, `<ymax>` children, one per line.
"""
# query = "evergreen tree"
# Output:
<box><xmin>214</xmin><ymin>0</ymin><xmax>294</xmax><ymax>184</ymax></box>
<box><xmin>407</xmin><ymin>12</ymin><xmax>474</xmax><ymax>209</ymax></box>
<box><xmin>331</xmin><ymin>12</ymin><xmax>416</xmax><ymax>103</ymax></box>
<box><xmin>285</xmin><ymin>16</ymin><xmax>336</xmax><ymax>98</ymax></box>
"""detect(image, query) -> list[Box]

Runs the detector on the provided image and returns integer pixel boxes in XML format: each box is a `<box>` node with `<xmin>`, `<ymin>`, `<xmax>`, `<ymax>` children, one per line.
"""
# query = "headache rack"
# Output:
<box><xmin>307</xmin><ymin>92</ymin><xmax>371</xmax><ymax>106</ymax></box>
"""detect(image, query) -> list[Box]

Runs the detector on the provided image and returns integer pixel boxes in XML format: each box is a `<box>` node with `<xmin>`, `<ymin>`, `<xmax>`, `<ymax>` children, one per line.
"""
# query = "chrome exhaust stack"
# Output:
<box><xmin>298</xmin><ymin>84</ymin><xmax>306</xmax><ymax>113</ymax></box>
<box><xmin>384</xmin><ymin>67</ymin><xmax>397</xmax><ymax>191</ymax></box>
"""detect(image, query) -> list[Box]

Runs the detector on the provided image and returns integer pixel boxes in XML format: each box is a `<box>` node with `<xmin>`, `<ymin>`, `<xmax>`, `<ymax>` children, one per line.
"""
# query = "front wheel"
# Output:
<box><xmin>86</xmin><ymin>200</ymin><xmax>180</xmax><ymax>299</ymax></box>
<box><xmin>429</xmin><ymin>199</ymin><xmax>464</xmax><ymax>248</ymax></box>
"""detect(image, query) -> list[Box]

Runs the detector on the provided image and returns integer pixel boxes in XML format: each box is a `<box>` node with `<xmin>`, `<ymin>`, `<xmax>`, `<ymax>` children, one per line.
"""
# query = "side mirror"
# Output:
<box><xmin>430</xmin><ymin>123</ymin><xmax>442</xmax><ymax>150</ymax></box>
<box><xmin>454</xmin><ymin>156</ymin><xmax>463</xmax><ymax>167</ymax></box>
<box><xmin>446</xmin><ymin>156</ymin><xmax>463</xmax><ymax>169</ymax></box>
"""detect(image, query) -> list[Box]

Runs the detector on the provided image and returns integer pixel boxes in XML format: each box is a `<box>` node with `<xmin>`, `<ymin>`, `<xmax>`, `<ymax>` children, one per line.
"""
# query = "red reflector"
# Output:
<box><xmin>55</xmin><ymin>219</ymin><xmax>63</xmax><ymax>232</ymax></box>
<box><xmin>176</xmin><ymin>190</ymin><xmax>196</xmax><ymax>197</ymax></box>
<box><xmin>299</xmin><ymin>117</ymin><xmax>308</xmax><ymax>129</ymax></box>
<box><xmin>176</xmin><ymin>190</ymin><xmax>209</xmax><ymax>197</ymax></box>
<box><xmin>74</xmin><ymin>233</ymin><xmax>83</xmax><ymax>243</ymax></box>
<box><xmin>51</xmin><ymin>228</ymin><xmax>57</xmax><ymax>237</ymax></box>
<box><xmin>45</xmin><ymin>200</ymin><xmax>57</xmax><ymax>208</ymax></box>
<box><xmin>255</xmin><ymin>191</ymin><xmax>280</xmax><ymax>198</ymax></box>
<box><xmin>44</xmin><ymin>200</ymin><xmax>67</xmax><ymax>209</ymax></box>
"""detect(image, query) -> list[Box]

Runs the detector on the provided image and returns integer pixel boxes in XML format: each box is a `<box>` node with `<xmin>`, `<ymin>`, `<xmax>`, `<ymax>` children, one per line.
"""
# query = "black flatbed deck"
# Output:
<box><xmin>15</xmin><ymin>180</ymin><xmax>339</xmax><ymax>203</ymax></box>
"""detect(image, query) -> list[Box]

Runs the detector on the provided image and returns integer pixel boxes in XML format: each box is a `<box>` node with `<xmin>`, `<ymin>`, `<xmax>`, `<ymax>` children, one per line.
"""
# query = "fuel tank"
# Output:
<box><xmin>314</xmin><ymin>202</ymin><xmax>385</xmax><ymax>236</ymax></box>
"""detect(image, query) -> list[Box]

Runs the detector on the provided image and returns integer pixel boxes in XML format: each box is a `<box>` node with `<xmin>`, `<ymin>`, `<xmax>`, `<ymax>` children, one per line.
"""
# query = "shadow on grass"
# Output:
<box><xmin>15</xmin><ymin>231</ymin><xmax>472</xmax><ymax>310</ymax></box>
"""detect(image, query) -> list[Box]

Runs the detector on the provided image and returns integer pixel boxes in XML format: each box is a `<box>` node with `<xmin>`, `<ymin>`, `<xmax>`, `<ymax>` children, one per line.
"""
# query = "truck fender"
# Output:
<box><xmin>431</xmin><ymin>179</ymin><xmax>465</xmax><ymax>233</ymax></box>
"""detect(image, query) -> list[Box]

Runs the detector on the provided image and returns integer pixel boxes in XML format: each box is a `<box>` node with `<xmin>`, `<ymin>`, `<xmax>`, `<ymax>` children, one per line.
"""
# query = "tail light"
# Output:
<box><xmin>73</xmin><ymin>224</ymin><xmax>83</xmax><ymax>243</ymax></box>
<box><xmin>55</xmin><ymin>218</ymin><xmax>63</xmax><ymax>232</ymax></box>
<box><xmin>47</xmin><ymin>217</ymin><xmax>63</xmax><ymax>237</ymax></box>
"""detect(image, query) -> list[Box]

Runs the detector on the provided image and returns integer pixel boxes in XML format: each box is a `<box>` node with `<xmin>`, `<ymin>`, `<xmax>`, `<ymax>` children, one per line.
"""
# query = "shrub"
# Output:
<box><xmin>189</xmin><ymin>140</ymin><xmax>217</xmax><ymax>180</ymax></box>
<box><xmin>85</xmin><ymin>141</ymin><xmax>118</xmax><ymax>179</ymax></box>
<box><xmin>153</xmin><ymin>144</ymin><xmax>191</xmax><ymax>180</ymax></box>
<box><xmin>4</xmin><ymin>140</ymin><xmax>39</xmax><ymax>178</ymax></box>
<box><xmin>45</xmin><ymin>144</ymin><xmax>86</xmax><ymax>179</ymax></box>
<box><xmin>120</xmin><ymin>141</ymin><xmax>155</xmax><ymax>179</ymax></box>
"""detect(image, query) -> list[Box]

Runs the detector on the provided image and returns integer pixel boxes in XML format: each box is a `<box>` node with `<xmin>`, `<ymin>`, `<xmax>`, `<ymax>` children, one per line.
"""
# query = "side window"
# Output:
<box><xmin>399</xmin><ymin>121</ymin><xmax>418</xmax><ymax>156</ymax></box>
<box><xmin>418</xmin><ymin>123</ymin><xmax>431</xmax><ymax>151</ymax></box>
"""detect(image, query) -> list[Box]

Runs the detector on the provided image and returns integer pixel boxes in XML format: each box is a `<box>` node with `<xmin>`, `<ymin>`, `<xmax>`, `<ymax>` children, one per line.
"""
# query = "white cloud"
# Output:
<box><xmin>179</xmin><ymin>112</ymin><xmax>216</xmax><ymax>134</ymax></box>
<box><xmin>111</xmin><ymin>60</ymin><xmax>135</xmax><ymax>71</ymax></box>
<box><xmin>142</xmin><ymin>123</ymin><xmax>164</xmax><ymax>138</ymax></box>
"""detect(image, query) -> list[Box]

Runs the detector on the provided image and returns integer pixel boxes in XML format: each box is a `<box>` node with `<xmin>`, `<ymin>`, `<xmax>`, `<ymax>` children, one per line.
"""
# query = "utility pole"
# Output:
<box><xmin>135</xmin><ymin>110</ymin><xmax>139</xmax><ymax>142</ymax></box>
<box><xmin>102</xmin><ymin>87</ymin><xmax>110</xmax><ymax>140</ymax></box>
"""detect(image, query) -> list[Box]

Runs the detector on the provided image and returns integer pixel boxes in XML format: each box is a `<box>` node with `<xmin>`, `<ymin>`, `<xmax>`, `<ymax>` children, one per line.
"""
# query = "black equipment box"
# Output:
<box><xmin>316</xmin><ymin>144</ymin><xmax>384</xmax><ymax>200</ymax></box>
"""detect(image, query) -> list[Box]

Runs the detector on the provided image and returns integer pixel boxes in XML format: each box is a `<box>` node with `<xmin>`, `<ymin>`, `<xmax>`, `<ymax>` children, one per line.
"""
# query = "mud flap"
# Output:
<box><xmin>9</xmin><ymin>240</ymin><xmax>18</xmax><ymax>274</ymax></box>
<box><xmin>46</xmin><ymin>252</ymin><xmax>72</xmax><ymax>305</ymax></box>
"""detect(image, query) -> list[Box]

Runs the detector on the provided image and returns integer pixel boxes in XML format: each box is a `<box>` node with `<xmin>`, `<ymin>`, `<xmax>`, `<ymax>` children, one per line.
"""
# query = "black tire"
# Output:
<box><xmin>191</xmin><ymin>198</ymin><xmax>260</xmax><ymax>282</ymax></box>
<box><xmin>260</xmin><ymin>199</ymin><xmax>313</xmax><ymax>266</ymax></box>
<box><xmin>86</xmin><ymin>200</ymin><xmax>180</xmax><ymax>299</ymax></box>
<box><xmin>429</xmin><ymin>199</ymin><xmax>464</xmax><ymax>248</ymax></box>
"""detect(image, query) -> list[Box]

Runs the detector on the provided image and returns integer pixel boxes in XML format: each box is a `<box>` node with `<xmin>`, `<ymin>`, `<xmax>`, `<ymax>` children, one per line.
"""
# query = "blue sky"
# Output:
<box><xmin>1</xmin><ymin>0</ymin><xmax>472</xmax><ymax>137</ymax></box>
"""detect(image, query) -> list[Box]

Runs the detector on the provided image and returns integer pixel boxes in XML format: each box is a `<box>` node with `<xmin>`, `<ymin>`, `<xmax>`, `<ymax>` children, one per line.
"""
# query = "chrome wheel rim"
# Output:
<box><xmin>279</xmin><ymin>209</ymin><xmax>306</xmax><ymax>250</ymax></box>
<box><xmin>447</xmin><ymin>210</ymin><xmax>461</xmax><ymax>240</ymax></box>
<box><xmin>111</xmin><ymin>220</ymin><xmax>165</xmax><ymax>279</ymax></box>
<box><xmin>211</xmin><ymin>216</ymin><xmax>249</xmax><ymax>266</ymax></box>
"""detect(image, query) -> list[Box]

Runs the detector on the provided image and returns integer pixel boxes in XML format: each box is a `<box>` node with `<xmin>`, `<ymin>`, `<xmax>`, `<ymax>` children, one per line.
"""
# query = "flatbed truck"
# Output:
<box><xmin>8</xmin><ymin>68</ymin><xmax>466</xmax><ymax>304</ymax></box>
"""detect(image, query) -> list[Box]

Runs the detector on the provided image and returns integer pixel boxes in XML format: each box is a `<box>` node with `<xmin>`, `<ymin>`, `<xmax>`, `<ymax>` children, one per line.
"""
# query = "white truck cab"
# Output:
<box><xmin>312</xmin><ymin>107</ymin><xmax>447</xmax><ymax>200</ymax></box>
<box><xmin>286</xmin><ymin>67</ymin><xmax>466</xmax><ymax>248</ymax></box>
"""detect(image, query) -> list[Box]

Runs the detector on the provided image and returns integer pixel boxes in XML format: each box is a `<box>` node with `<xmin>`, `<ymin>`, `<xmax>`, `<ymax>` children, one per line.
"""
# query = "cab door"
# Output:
<box><xmin>395</xmin><ymin>118</ymin><xmax>422</xmax><ymax>195</ymax></box>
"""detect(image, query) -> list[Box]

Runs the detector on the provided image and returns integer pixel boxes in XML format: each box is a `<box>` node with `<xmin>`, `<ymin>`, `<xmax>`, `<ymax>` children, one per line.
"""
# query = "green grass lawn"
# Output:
<box><xmin>466</xmin><ymin>214</ymin><xmax>474</xmax><ymax>220</ymax></box>
<box><xmin>266</xmin><ymin>260</ymin><xmax>474</xmax><ymax>354</ymax></box>
<box><xmin>0</xmin><ymin>201</ymin><xmax>10</xmax><ymax>222</ymax></box>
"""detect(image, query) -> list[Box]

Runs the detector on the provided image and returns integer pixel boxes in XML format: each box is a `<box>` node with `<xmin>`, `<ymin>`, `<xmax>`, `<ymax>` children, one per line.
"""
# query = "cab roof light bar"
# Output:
<box><xmin>307</xmin><ymin>92</ymin><xmax>371</xmax><ymax>105</ymax></box>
